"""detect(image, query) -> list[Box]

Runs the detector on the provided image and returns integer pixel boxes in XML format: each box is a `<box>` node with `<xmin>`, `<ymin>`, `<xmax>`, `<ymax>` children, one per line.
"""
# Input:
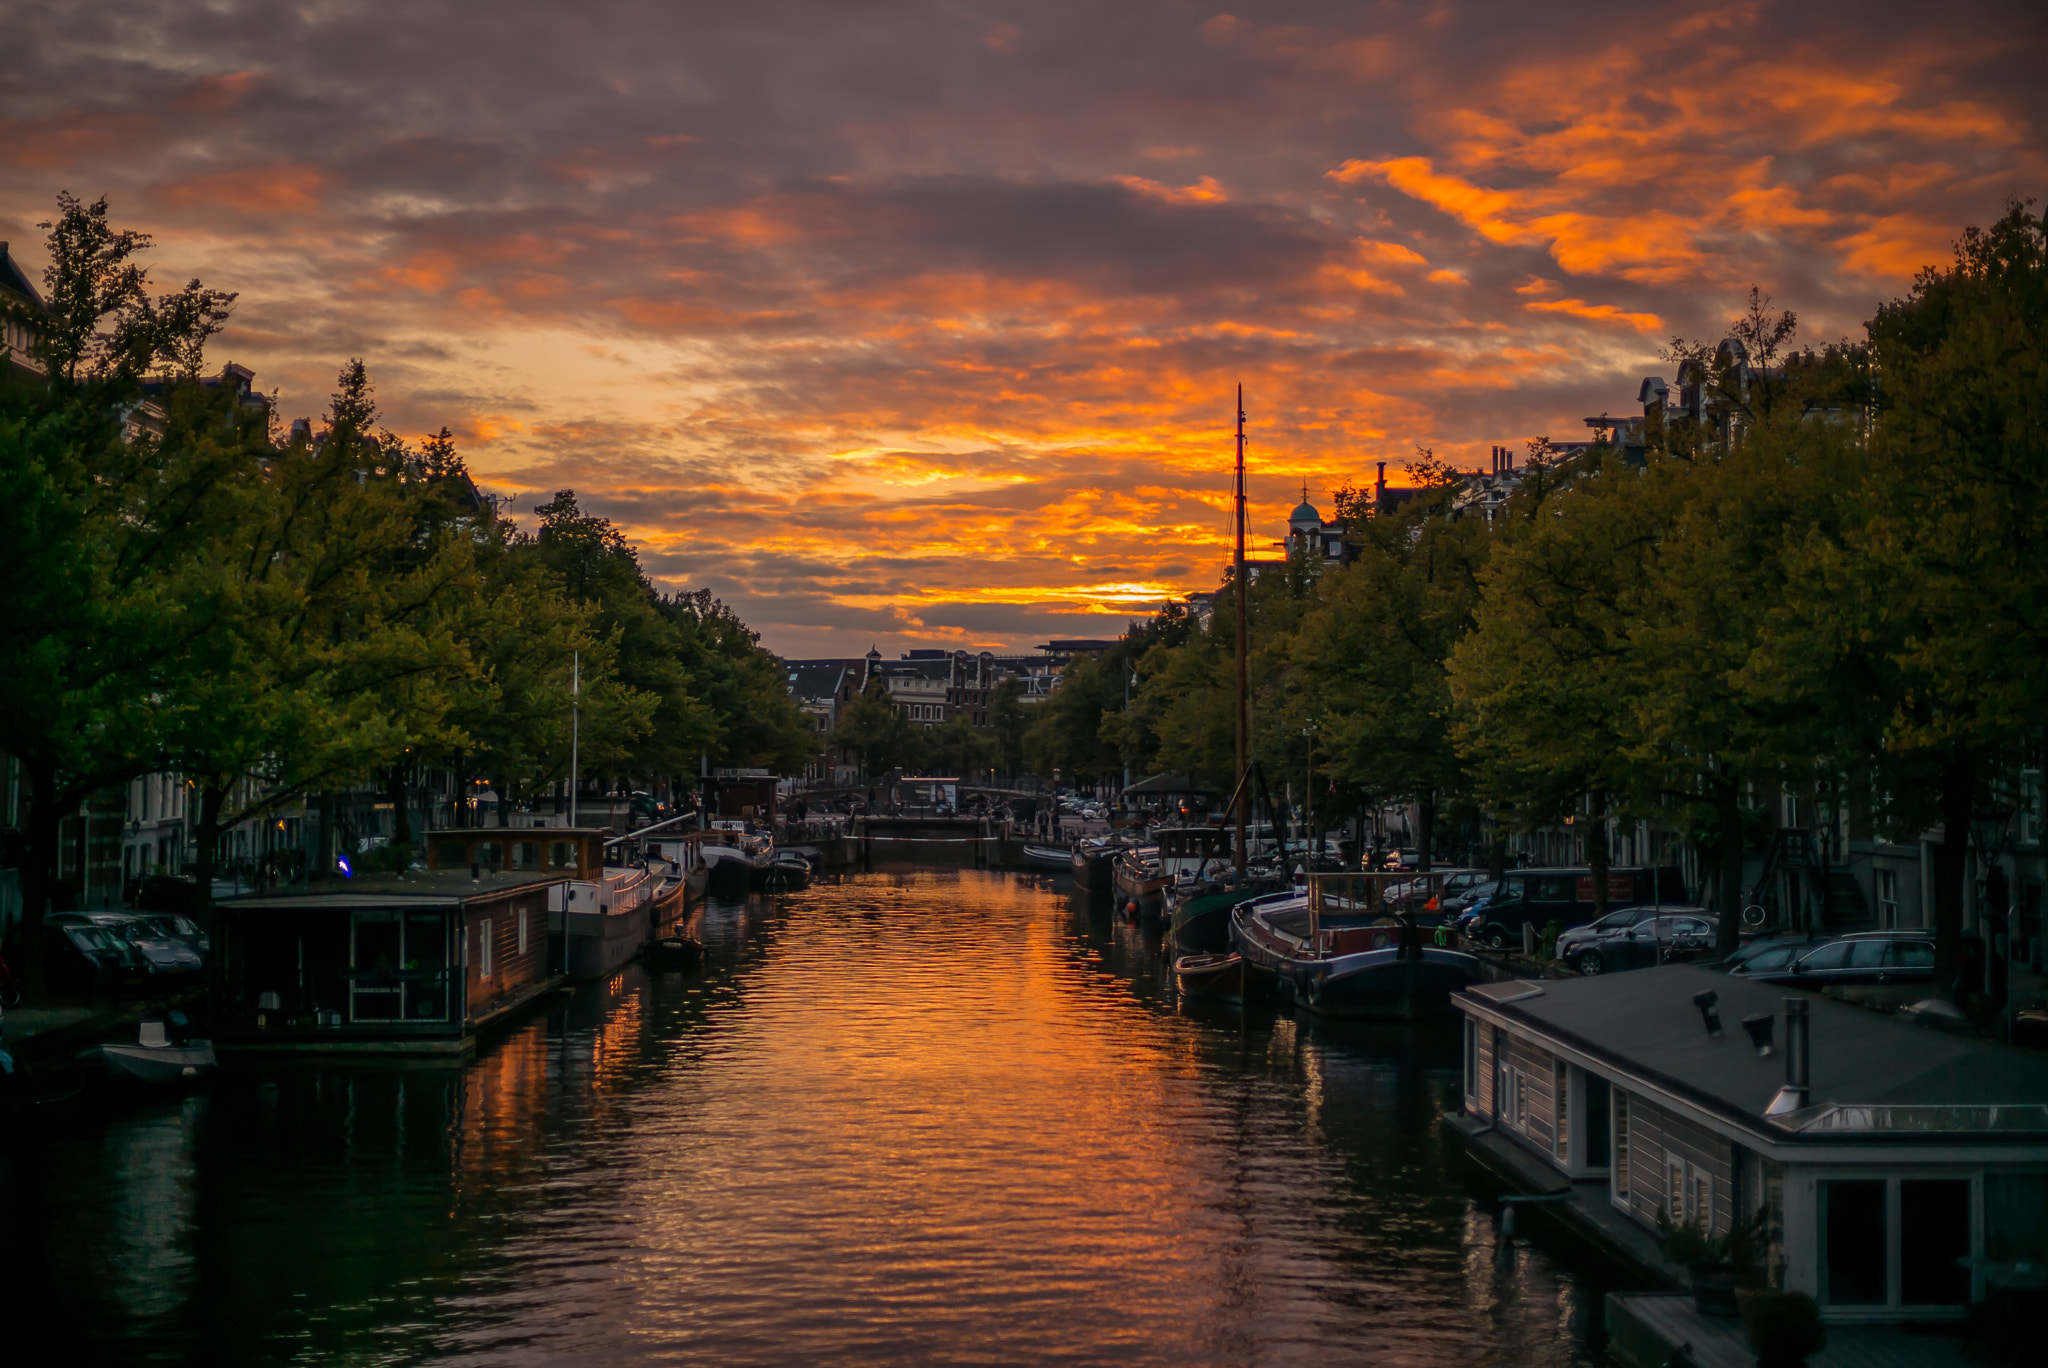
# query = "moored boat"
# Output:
<box><xmin>763</xmin><ymin>849</ymin><xmax>812</xmax><ymax>891</ymax></box>
<box><xmin>643</xmin><ymin>934</ymin><xmax>703</xmax><ymax>970</ymax></box>
<box><xmin>1231</xmin><ymin>880</ymin><xmax>1481</xmax><ymax>1020</ymax></box>
<box><xmin>94</xmin><ymin>1014</ymin><xmax>217</xmax><ymax>1088</ymax></box>
<box><xmin>1166</xmin><ymin>872</ymin><xmax>1283</xmax><ymax>954</ymax></box>
<box><xmin>1174</xmin><ymin>951</ymin><xmax>1255</xmax><ymax>1003</ymax></box>
<box><xmin>556</xmin><ymin>862</ymin><xmax>658</xmax><ymax>981</ymax></box>
<box><xmin>1069</xmin><ymin>839</ymin><xmax>1118</xmax><ymax>892</ymax></box>
<box><xmin>1022</xmin><ymin>843</ymin><xmax>1071</xmax><ymax>871</ymax></box>
<box><xmin>1111</xmin><ymin>845</ymin><xmax>1165</xmax><ymax>918</ymax></box>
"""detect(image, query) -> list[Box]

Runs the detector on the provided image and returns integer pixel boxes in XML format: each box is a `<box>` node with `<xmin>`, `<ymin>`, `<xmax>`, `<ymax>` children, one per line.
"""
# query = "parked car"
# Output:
<box><xmin>83</xmin><ymin>911</ymin><xmax>205</xmax><ymax>981</ymax></box>
<box><xmin>1467</xmin><ymin>865</ymin><xmax>1690</xmax><ymax>949</ymax></box>
<box><xmin>1561</xmin><ymin>908</ymin><xmax>1718</xmax><ymax>975</ymax></box>
<box><xmin>133</xmin><ymin>911</ymin><xmax>211</xmax><ymax>963</ymax></box>
<box><xmin>1737</xmin><ymin>930</ymin><xmax>1938</xmax><ymax>988</ymax></box>
<box><xmin>41</xmin><ymin>914</ymin><xmax>137</xmax><ymax>994</ymax></box>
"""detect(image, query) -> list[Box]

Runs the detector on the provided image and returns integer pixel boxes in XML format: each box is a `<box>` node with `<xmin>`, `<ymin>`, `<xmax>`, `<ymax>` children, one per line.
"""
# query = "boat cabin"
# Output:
<box><xmin>1154</xmin><ymin>827</ymin><xmax>1227</xmax><ymax>880</ymax></box>
<box><xmin>211</xmin><ymin>870</ymin><xmax>566</xmax><ymax>1053</ymax></box>
<box><xmin>423</xmin><ymin>826</ymin><xmax>607</xmax><ymax>879</ymax></box>
<box><xmin>1456</xmin><ymin>965</ymin><xmax>2048</xmax><ymax>1322</ymax></box>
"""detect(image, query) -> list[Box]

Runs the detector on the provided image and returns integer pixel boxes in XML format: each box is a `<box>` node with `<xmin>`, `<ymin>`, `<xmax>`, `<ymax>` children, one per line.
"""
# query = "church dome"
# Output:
<box><xmin>1289</xmin><ymin>485</ymin><xmax>1322</xmax><ymax>527</ymax></box>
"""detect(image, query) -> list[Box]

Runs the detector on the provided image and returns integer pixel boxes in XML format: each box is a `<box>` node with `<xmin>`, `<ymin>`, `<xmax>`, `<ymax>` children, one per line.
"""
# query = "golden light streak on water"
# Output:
<box><xmin>0</xmin><ymin>870</ymin><xmax>1621</xmax><ymax>1364</ymax></box>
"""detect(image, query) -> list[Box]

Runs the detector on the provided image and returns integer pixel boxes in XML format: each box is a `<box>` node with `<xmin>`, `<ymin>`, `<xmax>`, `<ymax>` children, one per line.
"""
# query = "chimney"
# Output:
<box><xmin>289</xmin><ymin>416</ymin><xmax>312</xmax><ymax>445</ymax></box>
<box><xmin>1765</xmin><ymin>998</ymin><xmax>1811</xmax><ymax>1116</ymax></box>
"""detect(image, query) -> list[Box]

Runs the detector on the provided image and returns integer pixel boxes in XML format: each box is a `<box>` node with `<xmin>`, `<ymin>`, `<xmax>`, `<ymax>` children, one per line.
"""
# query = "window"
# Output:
<box><xmin>551</xmin><ymin>841</ymin><xmax>575</xmax><ymax>869</ymax></box>
<box><xmin>1667</xmin><ymin>1158</ymin><xmax>1687</xmax><ymax>1224</ymax></box>
<box><xmin>517</xmin><ymin>908</ymin><xmax>528</xmax><ymax>955</ymax></box>
<box><xmin>1798</xmin><ymin>941</ymin><xmax>1852</xmax><ymax>972</ymax></box>
<box><xmin>1891</xmin><ymin>940</ymin><xmax>1935</xmax><ymax>970</ymax></box>
<box><xmin>1877</xmin><ymin>869</ymin><xmax>1900</xmax><ymax>925</ymax></box>
<box><xmin>1612</xmin><ymin>1093</ymin><xmax>1631</xmax><ymax>1210</ymax></box>
<box><xmin>1691</xmin><ymin>1169</ymin><xmax>1714</xmax><ymax>1232</ymax></box>
<box><xmin>1463</xmin><ymin>1019</ymin><xmax>1478</xmax><ymax>1101</ymax></box>
<box><xmin>1781</xmin><ymin>790</ymin><xmax>1800</xmax><ymax>827</ymax></box>
<box><xmin>1847</xmin><ymin>939</ymin><xmax>1888</xmax><ymax>970</ymax></box>
<box><xmin>514</xmin><ymin>841</ymin><xmax>541</xmax><ymax>868</ymax></box>
<box><xmin>1821</xmin><ymin>1180</ymin><xmax>1888</xmax><ymax>1305</ymax></box>
<box><xmin>2021</xmin><ymin>770</ymin><xmax>2042</xmax><ymax>846</ymax></box>
<box><xmin>478</xmin><ymin>920</ymin><xmax>492</xmax><ymax>978</ymax></box>
<box><xmin>438</xmin><ymin>840</ymin><xmax>467</xmax><ymax>867</ymax></box>
<box><xmin>1554</xmin><ymin>1062</ymin><xmax>1570</xmax><ymax>1163</ymax></box>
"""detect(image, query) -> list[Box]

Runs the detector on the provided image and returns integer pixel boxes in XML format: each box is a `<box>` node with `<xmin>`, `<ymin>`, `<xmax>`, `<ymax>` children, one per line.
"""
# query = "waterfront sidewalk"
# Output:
<box><xmin>1607</xmin><ymin>1293</ymin><xmax>1973</xmax><ymax>1368</ymax></box>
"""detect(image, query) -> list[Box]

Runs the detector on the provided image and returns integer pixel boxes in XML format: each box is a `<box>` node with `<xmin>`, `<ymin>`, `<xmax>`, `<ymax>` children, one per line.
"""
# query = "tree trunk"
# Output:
<box><xmin>1714</xmin><ymin>773</ymin><xmax>1746</xmax><ymax>959</ymax></box>
<box><xmin>316</xmin><ymin>790</ymin><xmax>336</xmax><ymax>876</ymax></box>
<box><xmin>1416</xmin><ymin>789</ymin><xmax>1436</xmax><ymax>874</ymax></box>
<box><xmin>1933</xmin><ymin>750</ymin><xmax>1974</xmax><ymax>1001</ymax></box>
<box><xmin>386</xmin><ymin>763</ymin><xmax>413</xmax><ymax>860</ymax></box>
<box><xmin>10</xmin><ymin>755</ymin><xmax>64</xmax><ymax>971</ymax></box>
<box><xmin>1588</xmin><ymin>787</ymin><xmax>1611</xmax><ymax>919</ymax></box>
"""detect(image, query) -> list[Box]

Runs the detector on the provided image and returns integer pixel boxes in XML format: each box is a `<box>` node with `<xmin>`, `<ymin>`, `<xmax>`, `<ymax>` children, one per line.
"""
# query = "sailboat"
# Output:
<box><xmin>1174</xmin><ymin>387</ymin><xmax>1279</xmax><ymax>998</ymax></box>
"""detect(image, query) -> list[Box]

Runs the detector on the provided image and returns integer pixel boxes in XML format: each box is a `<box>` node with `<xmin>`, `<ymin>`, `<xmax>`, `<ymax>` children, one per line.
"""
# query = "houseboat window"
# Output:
<box><xmin>1985</xmin><ymin>1174</ymin><xmax>2048</xmax><ymax>1262</ymax></box>
<box><xmin>437</xmin><ymin>840</ymin><xmax>467</xmax><ymax>867</ymax></box>
<box><xmin>1900</xmin><ymin>1180</ymin><xmax>1970</xmax><ymax>1306</ymax></box>
<box><xmin>478</xmin><ymin>919</ymin><xmax>493</xmax><ymax>979</ymax></box>
<box><xmin>514</xmin><ymin>841</ymin><xmax>541</xmax><ymax>869</ymax></box>
<box><xmin>1584</xmin><ymin>1076</ymin><xmax>1611</xmax><ymax>1168</ymax></box>
<box><xmin>1821</xmin><ymin>1180</ymin><xmax>1888</xmax><ymax>1305</ymax></box>
<box><xmin>1553</xmin><ymin>1062</ymin><xmax>1570</xmax><ymax>1163</ymax></box>
<box><xmin>551</xmin><ymin>841</ymin><xmax>574</xmax><ymax>869</ymax></box>
<box><xmin>1462</xmin><ymin>1020</ymin><xmax>1477</xmax><ymax>1100</ymax></box>
<box><xmin>476</xmin><ymin>841</ymin><xmax>503</xmax><ymax>870</ymax></box>
<box><xmin>517</xmin><ymin>908</ymin><xmax>528</xmax><ymax>955</ymax></box>
<box><xmin>404</xmin><ymin>911</ymin><xmax>447</xmax><ymax>1020</ymax></box>
<box><xmin>1611</xmin><ymin>1091</ymin><xmax>1631</xmax><ymax>1210</ymax></box>
<box><xmin>350</xmin><ymin>912</ymin><xmax>405</xmax><ymax>1022</ymax></box>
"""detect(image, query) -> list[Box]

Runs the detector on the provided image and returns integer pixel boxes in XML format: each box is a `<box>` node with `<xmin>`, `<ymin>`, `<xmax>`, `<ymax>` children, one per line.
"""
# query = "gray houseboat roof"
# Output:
<box><xmin>1460</xmin><ymin>964</ymin><xmax>2048</xmax><ymax>1139</ymax></box>
<box><xmin>218</xmin><ymin>869</ymin><xmax>567</xmax><ymax>910</ymax></box>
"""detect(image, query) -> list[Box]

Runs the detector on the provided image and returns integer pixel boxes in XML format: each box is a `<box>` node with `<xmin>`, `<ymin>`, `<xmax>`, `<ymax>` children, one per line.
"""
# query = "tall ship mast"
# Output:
<box><xmin>1233</xmin><ymin>385</ymin><xmax>1249</xmax><ymax>884</ymax></box>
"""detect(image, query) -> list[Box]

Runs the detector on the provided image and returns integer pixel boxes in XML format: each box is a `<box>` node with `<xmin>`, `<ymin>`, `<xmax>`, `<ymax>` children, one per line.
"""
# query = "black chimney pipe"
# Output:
<box><xmin>1741</xmin><ymin>1013</ymin><xmax>1775</xmax><ymax>1056</ymax></box>
<box><xmin>1766</xmin><ymin>998</ymin><xmax>1811</xmax><ymax>1117</ymax></box>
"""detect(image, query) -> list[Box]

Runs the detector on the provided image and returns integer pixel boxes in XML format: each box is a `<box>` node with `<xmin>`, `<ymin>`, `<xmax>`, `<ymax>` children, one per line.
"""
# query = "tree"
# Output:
<box><xmin>1300</xmin><ymin>488</ymin><xmax>1489</xmax><ymax>869</ymax></box>
<box><xmin>1753</xmin><ymin>202</ymin><xmax>2048</xmax><ymax>991</ymax></box>
<box><xmin>1449</xmin><ymin>449</ymin><xmax>1669</xmax><ymax>915</ymax></box>
<box><xmin>0</xmin><ymin>196</ymin><xmax>237</xmax><ymax>953</ymax></box>
<box><xmin>989</xmin><ymin>677</ymin><xmax>1030</xmax><ymax>774</ymax></box>
<box><xmin>836</xmin><ymin>680</ymin><xmax>926</xmax><ymax>777</ymax></box>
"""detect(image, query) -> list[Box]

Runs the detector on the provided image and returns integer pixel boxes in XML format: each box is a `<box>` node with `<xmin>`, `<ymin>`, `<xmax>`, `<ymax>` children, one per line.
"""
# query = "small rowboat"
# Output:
<box><xmin>1022</xmin><ymin>844</ymin><xmax>1071</xmax><ymax>871</ymax></box>
<box><xmin>643</xmin><ymin>934</ymin><xmax>704</xmax><ymax>970</ymax></box>
<box><xmin>1174</xmin><ymin>951</ymin><xmax>1253</xmax><ymax>1003</ymax></box>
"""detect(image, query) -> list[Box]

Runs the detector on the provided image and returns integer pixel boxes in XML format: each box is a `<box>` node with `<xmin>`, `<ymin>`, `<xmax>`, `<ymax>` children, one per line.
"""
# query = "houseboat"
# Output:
<box><xmin>1231</xmin><ymin>872</ymin><xmax>1482</xmax><ymax>1018</ymax></box>
<box><xmin>211</xmin><ymin>867</ymin><xmax>566</xmax><ymax>1054</ymax></box>
<box><xmin>424</xmin><ymin>827</ymin><xmax>656</xmax><ymax>982</ymax></box>
<box><xmin>1452</xmin><ymin>963</ymin><xmax>2048</xmax><ymax>1328</ymax></box>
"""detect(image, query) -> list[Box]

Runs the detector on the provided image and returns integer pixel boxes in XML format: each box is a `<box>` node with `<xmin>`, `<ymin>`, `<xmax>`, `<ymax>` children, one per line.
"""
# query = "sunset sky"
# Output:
<box><xmin>5</xmin><ymin>1</ymin><xmax>2042</xmax><ymax>656</ymax></box>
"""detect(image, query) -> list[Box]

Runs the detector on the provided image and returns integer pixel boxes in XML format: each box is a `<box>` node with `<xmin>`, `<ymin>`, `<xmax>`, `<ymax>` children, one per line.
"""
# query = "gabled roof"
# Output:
<box><xmin>0</xmin><ymin>242</ymin><xmax>45</xmax><ymax>308</ymax></box>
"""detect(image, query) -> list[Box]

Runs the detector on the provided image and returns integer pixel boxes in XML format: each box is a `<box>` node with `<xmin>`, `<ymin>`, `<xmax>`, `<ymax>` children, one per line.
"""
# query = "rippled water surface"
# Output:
<box><xmin>2</xmin><ymin>870</ymin><xmax>1622</xmax><ymax>1365</ymax></box>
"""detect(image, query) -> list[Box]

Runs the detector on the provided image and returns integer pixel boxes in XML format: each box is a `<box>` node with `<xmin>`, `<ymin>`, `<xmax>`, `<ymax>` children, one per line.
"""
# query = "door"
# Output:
<box><xmin>350</xmin><ymin>912</ymin><xmax>404</xmax><ymax>1021</ymax></box>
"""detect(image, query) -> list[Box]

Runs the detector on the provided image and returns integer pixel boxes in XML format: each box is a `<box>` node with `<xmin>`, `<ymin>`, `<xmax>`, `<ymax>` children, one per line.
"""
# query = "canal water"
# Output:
<box><xmin>2</xmin><ymin>870</ymin><xmax>1623</xmax><ymax>1366</ymax></box>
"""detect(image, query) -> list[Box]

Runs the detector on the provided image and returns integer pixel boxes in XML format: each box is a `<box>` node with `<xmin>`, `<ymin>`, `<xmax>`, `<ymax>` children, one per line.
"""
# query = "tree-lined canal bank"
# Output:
<box><xmin>2</xmin><ymin>871</ymin><xmax>1627</xmax><ymax>1365</ymax></box>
